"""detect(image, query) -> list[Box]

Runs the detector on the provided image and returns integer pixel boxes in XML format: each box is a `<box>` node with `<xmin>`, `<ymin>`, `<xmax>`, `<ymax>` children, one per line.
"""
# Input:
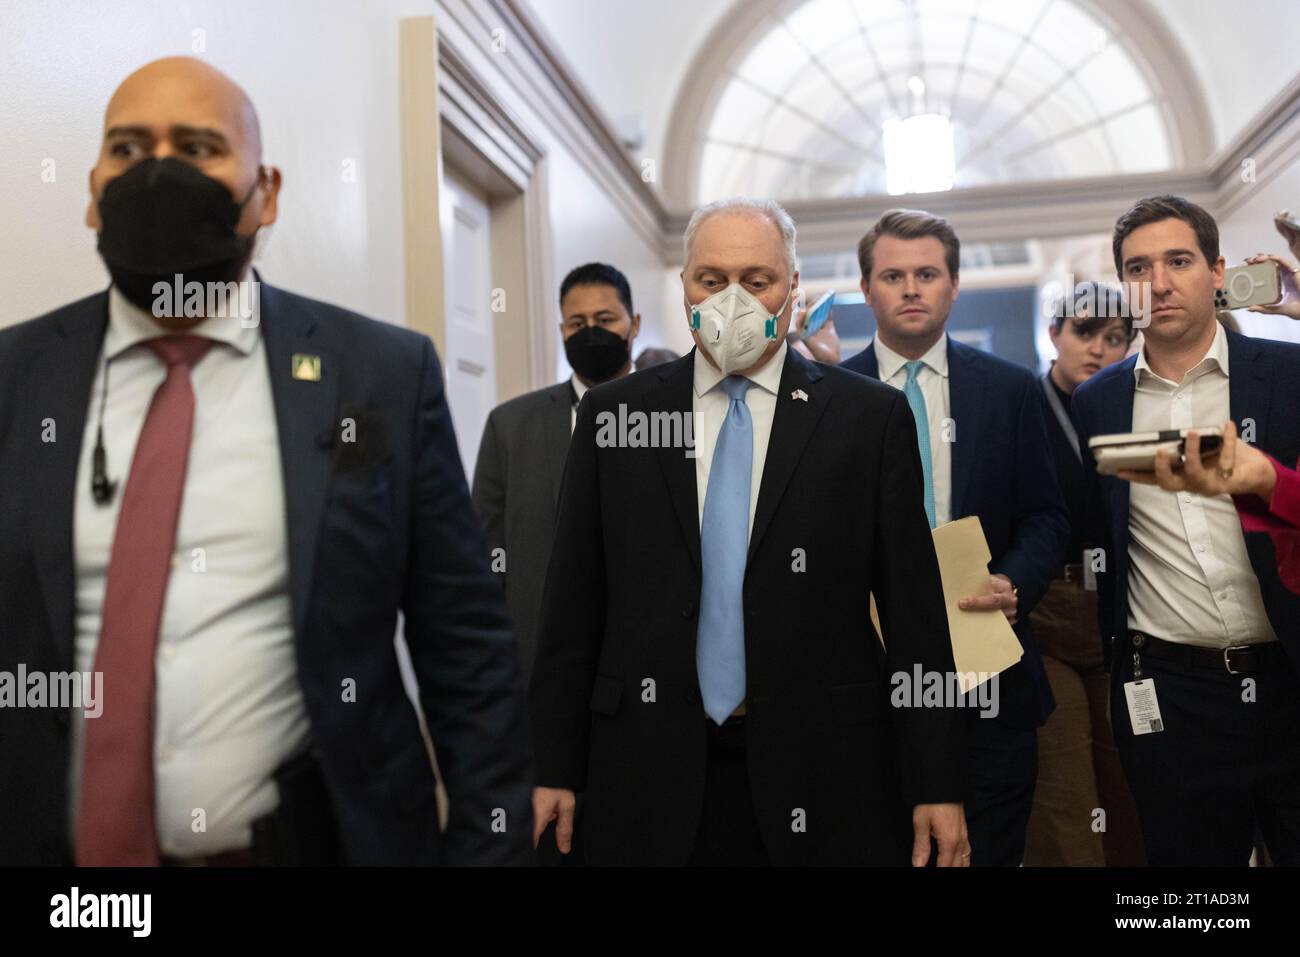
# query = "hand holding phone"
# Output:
<box><xmin>1116</xmin><ymin>421</ymin><xmax>1277</xmax><ymax>503</ymax></box>
<box><xmin>799</xmin><ymin>291</ymin><xmax>835</xmax><ymax>340</ymax></box>
<box><xmin>789</xmin><ymin>290</ymin><xmax>841</xmax><ymax>363</ymax></box>
<box><xmin>1243</xmin><ymin>254</ymin><xmax>1300</xmax><ymax>320</ymax></box>
<box><xmin>1090</xmin><ymin>426</ymin><xmax>1224</xmax><ymax>475</ymax></box>
<box><xmin>1216</xmin><ymin>261</ymin><xmax>1282</xmax><ymax>311</ymax></box>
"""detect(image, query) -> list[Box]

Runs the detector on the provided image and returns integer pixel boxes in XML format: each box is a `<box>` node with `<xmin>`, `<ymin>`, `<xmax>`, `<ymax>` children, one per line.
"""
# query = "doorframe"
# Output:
<box><xmin>400</xmin><ymin>15</ymin><xmax>556</xmax><ymax>399</ymax></box>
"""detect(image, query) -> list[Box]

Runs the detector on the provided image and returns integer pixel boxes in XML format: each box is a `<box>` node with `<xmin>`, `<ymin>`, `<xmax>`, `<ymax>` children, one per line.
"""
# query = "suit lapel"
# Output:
<box><xmin>946</xmin><ymin>338</ymin><xmax>982</xmax><ymax>520</ymax></box>
<box><xmin>544</xmin><ymin>381</ymin><xmax>572</xmax><ymax>509</ymax></box>
<box><xmin>854</xmin><ymin>342</ymin><xmax>880</xmax><ymax>379</ymax></box>
<box><xmin>1227</xmin><ymin>331</ymin><xmax>1275</xmax><ymax>585</ymax></box>
<box><xmin>1227</xmin><ymin>330</ymin><xmax>1270</xmax><ymax>449</ymax></box>
<box><xmin>259</xmin><ymin>283</ymin><xmax>340</xmax><ymax>639</ymax></box>
<box><xmin>30</xmin><ymin>293</ymin><xmax>110</xmax><ymax>667</ymax></box>
<box><xmin>645</xmin><ymin>354</ymin><xmax>701</xmax><ymax>573</ymax></box>
<box><xmin>747</xmin><ymin>349</ymin><xmax>829</xmax><ymax>564</ymax></box>
<box><xmin>1101</xmin><ymin>360</ymin><xmax>1137</xmax><ymax>561</ymax></box>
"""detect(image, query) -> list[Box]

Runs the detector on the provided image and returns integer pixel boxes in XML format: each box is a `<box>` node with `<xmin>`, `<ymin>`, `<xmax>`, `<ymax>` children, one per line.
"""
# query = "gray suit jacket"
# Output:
<box><xmin>471</xmin><ymin>380</ymin><xmax>573</xmax><ymax>682</ymax></box>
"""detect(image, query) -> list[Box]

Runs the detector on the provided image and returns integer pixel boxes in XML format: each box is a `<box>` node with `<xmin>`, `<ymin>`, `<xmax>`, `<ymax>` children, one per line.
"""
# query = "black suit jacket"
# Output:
<box><xmin>471</xmin><ymin>380</ymin><xmax>573</xmax><ymax>682</ymax></box>
<box><xmin>0</xmin><ymin>283</ymin><xmax>533</xmax><ymax>865</ymax></box>
<box><xmin>1071</xmin><ymin>329</ymin><xmax>1300</xmax><ymax>675</ymax></box>
<box><xmin>842</xmin><ymin>337</ymin><xmax>1069</xmax><ymax>728</ymax></box>
<box><xmin>529</xmin><ymin>347</ymin><xmax>965</xmax><ymax>865</ymax></box>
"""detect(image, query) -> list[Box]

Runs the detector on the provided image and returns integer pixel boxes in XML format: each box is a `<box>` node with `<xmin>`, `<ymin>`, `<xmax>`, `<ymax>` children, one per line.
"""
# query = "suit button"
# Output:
<box><xmin>685</xmin><ymin>689</ymin><xmax>700</xmax><ymax>705</ymax></box>
<box><xmin>681</xmin><ymin>602</ymin><xmax>697</xmax><ymax>619</ymax></box>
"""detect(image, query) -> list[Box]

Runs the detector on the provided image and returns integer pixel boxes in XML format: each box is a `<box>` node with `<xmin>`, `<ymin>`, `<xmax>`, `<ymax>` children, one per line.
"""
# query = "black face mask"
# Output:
<box><xmin>96</xmin><ymin>157</ymin><xmax>260</xmax><ymax>312</ymax></box>
<box><xmin>564</xmin><ymin>325</ymin><xmax>630</xmax><ymax>383</ymax></box>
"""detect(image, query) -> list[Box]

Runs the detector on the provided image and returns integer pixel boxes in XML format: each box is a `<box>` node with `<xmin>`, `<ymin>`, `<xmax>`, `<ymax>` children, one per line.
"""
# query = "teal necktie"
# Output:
<box><xmin>903</xmin><ymin>359</ymin><xmax>937</xmax><ymax>529</ymax></box>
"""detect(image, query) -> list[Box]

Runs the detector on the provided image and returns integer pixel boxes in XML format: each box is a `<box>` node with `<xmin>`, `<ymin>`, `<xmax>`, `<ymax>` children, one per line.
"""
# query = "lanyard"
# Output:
<box><xmin>1041</xmin><ymin>373</ymin><xmax>1081</xmax><ymax>463</ymax></box>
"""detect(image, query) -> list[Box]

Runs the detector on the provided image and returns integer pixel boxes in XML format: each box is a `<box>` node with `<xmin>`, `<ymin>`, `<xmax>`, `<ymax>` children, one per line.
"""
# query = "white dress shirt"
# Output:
<box><xmin>1127</xmin><ymin>321</ymin><xmax>1276</xmax><ymax>647</ymax></box>
<box><xmin>692</xmin><ymin>341</ymin><xmax>787</xmax><ymax>535</ymax></box>
<box><xmin>871</xmin><ymin>334</ymin><xmax>953</xmax><ymax>526</ymax></box>
<box><xmin>69</xmin><ymin>287</ymin><xmax>309</xmax><ymax>857</ymax></box>
<box><xmin>570</xmin><ymin>373</ymin><xmax>590</xmax><ymax>433</ymax></box>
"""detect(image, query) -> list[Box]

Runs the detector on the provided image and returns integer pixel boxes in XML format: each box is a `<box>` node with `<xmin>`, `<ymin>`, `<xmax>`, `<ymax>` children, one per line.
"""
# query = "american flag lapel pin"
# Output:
<box><xmin>791</xmin><ymin>389</ymin><xmax>809</xmax><ymax>402</ymax></box>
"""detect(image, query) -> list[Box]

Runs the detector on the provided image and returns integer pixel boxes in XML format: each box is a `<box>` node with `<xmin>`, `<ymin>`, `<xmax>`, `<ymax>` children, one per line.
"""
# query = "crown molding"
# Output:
<box><xmin>458</xmin><ymin>0</ymin><xmax>1297</xmax><ymax>267</ymax></box>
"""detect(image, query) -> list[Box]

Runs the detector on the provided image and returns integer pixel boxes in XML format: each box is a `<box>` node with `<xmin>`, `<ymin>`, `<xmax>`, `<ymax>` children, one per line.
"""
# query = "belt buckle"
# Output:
<box><xmin>1223</xmin><ymin>645</ymin><xmax>1250</xmax><ymax>675</ymax></box>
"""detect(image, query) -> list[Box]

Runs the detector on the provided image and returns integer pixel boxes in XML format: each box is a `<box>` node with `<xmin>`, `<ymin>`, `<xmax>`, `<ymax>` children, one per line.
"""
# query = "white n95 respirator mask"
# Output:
<box><xmin>687</xmin><ymin>283</ymin><xmax>789</xmax><ymax>375</ymax></box>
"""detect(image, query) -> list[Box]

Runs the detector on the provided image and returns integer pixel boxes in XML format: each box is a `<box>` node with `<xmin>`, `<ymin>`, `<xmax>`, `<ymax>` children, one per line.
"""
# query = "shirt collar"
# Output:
<box><xmin>105</xmin><ymin>283</ymin><xmax>261</xmax><ymax>362</ymax></box>
<box><xmin>1133</xmin><ymin>320</ymin><xmax>1229</xmax><ymax>386</ymax></box>
<box><xmin>693</xmin><ymin>340</ymin><xmax>788</xmax><ymax>399</ymax></box>
<box><xmin>871</xmin><ymin>332</ymin><xmax>949</xmax><ymax>382</ymax></box>
<box><xmin>570</xmin><ymin>373</ymin><xmax>590</xmax><ymax>404</ymax></box>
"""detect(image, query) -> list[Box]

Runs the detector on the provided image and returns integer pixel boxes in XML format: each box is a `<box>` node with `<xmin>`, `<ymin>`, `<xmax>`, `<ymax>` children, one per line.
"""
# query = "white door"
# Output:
<box><xmin>439</xmin><ymin>168</ymin><xmax>497</xmax><ymax>483</ymax></box>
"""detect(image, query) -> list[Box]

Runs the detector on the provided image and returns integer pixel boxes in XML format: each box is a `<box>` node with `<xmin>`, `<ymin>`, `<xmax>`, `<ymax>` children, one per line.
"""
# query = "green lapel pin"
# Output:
<box><xmin>291</xmin><ymin>353</ymin><xmax>322</xmax><ymax>382</ymax></box>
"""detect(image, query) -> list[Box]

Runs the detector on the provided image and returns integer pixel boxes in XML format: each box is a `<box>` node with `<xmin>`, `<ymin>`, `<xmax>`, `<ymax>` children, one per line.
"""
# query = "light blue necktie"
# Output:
<box><xmin>903</xmin><ymin>359</ymin><xmax>937</xmax><ymax>529</ymax></box>
<box><xmin>697</xmin><ymin>375</ymin><xmax>753</xmax><ymax>725</ymax></box>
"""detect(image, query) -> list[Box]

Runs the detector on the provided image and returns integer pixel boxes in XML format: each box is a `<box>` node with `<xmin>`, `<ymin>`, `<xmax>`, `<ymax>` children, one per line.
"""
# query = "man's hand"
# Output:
<box><xmin>788</xmin><ymin>305</ymin><xmax>842</xmax><ymax>364</ymax></box>
<box><xmin>912</xmin><ymin>803</ymin><xmax>970</xmax><ymax>867</ymax></box>
<box><xmin>803</xmin><ymin>315</ymin><xmax>841</xmax><ymax>363</ymax></box>
<box><xmin>1118</xmin><ymin>421</ymin><xmax>1277</xmax><ymax>505</ymax></box>
<box><xmin>532</xmin><ymin>787</ymin><xmax>576</xmax><ymax>853</ymax></box>
<box><xmin>958</xmin><ymin>573</ymin><xmax>1018</xmax><ymax>624</ymax></box>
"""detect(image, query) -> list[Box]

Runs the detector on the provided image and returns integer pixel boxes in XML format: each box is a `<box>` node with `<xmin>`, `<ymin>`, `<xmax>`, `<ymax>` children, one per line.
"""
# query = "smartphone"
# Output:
<box><xmin>801</xmin><ymin>290</ymin><xmax>835</xmax><ymax>339</ymax></box>
<box><xmin>1215</xmin><ymin>262</ymin><xmax>1282</xmax><ymax>310</ymax></box>
<box><xmin>1089</xmin><ymin>426</ymin><xmax>1224</xmax><ymax>475</ymax></box>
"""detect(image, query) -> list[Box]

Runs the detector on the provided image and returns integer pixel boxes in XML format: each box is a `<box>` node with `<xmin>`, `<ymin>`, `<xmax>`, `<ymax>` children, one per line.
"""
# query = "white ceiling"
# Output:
<box><xmin>523</xmin><ymin>0</ymin><xmax>1300</xmax><ymax>195</ymax></box>
<box><xmin>1146</xmin><ymin>0</ymin><xmax>1300</xmax><ymax>151</ymax></box>
<box><xmin>523</xmin><ymin>0</ymin><xmax>733</xmax><ymax>169</ymax></box>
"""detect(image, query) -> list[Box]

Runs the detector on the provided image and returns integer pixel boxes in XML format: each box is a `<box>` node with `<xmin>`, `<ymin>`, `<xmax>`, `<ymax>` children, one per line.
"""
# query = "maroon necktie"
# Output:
<box><xmin>76</xmin><ymin>335</ymin><xmax>213</xmax><ymax>866</ymax></box>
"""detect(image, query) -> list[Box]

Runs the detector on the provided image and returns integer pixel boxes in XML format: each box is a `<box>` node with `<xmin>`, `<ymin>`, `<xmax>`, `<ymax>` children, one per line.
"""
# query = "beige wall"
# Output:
<box><xmin>0</xmin><ymin>0</ymin><xmax>673</xmax><ymax>391</ymax></box>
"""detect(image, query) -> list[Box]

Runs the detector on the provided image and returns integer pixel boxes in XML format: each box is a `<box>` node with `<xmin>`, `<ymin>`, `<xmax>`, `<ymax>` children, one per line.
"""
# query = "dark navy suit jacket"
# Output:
<box><xmin>0</xmin><ymin>283</ymin><xmax>533</xmax><ymax>865</ymax></box>
<box><xmin>1071</xmin><ymin>329</ymin><xmax>1300</xmax><ymax>676</ymax></box>
<box><xmin>843</xmin><ymin>336</ymin><xmax>1069</xmax><ymax>728</ymax></box>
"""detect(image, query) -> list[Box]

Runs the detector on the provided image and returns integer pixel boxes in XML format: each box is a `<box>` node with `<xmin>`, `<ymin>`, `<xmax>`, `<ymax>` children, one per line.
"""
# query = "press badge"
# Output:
<box><xmin>1124</xmin><ymin>679</ymin><xmax>1165</xmax><ymax>735</ymax></box>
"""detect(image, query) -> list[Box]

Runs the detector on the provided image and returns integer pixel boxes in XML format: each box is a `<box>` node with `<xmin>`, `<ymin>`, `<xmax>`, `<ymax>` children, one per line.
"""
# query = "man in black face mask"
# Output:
<box><xmin>0</xmin><ymin>57</ymin><xmax>532</xmax><ymax>867</ymax></box>
<box><xmin>471</xmin><ymin>262</ymin><xmax>641</xmax><ymax>862</ymax></box>
<box><xmin>85</xmin><ymin>57</ymin><xmax>275</xmax><ymax>323</ymax></box>
<box><xmin>474</xmin><ymin>263</ymin><xmax>641</xmax><ymax>677</ymax></box>
<box><xmin>556</xmin><ymin>263</ymin><xmax>641</xmax><ymax>390</ymax></box>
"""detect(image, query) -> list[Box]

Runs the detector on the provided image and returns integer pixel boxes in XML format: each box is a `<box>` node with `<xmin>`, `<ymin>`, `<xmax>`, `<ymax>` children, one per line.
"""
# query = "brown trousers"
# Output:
<box><xmin>1023</xmin><ymin>580</ymin><xmax>1146</xmax><ymax>866</ymax></box>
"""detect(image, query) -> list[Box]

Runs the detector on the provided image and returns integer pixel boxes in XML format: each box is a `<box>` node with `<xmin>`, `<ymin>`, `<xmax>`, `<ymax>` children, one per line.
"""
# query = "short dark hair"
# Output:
<box><xmin>559</xmin><ymin>262</ymin><xmax>634</xmax><ymax>315</ymax></box>
<box><xmin>1112</xmin><ymin>195</ymin><xmax>1220</xmax><ymax>277</ymax></box>
<box><xmin>858</xmin><ymin>208</ymin><xmax>961</xmax><ymax>282</ymax></box>
<box><xmin>1051</xmin><ymin>281</ymin><xmax>1136</xmax><ymax>340</ymax></box>
<box><xmin>634</xmin><ymin>346</ymin><xmax>678</xmax><ymax>371</ymax></box>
